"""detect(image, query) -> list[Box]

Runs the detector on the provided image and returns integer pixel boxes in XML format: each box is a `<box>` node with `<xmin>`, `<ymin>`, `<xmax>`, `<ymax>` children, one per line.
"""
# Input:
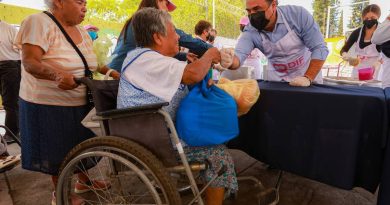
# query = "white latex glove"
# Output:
<box><xmin>341</xmin><ymin>52</ymin><xmax>350</xmax><ymax>61</ymax></box>
<box><xmin>213</xmin><ymin>63</ymin><xmax>227</xmax><ymax>72</ymax></box>
<box><xmin>220</xmin><ymin>48</ymin><xmax>234</xmax><ymax>68</ymax></box>
<box><xmin>348</xmin><ymin>57</ymin><xmax>360</xmax><ymax>67</ymax></box>
<box><xmin>289</xmin><ymin>76</ymin><xmax>311</xmax><ymax>87</ymax></box>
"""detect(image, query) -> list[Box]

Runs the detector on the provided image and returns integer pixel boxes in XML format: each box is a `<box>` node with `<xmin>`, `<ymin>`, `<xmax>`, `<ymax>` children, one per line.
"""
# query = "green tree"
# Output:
<box><xmin>312</xmin><ymin>0</ymin><xmax>330</xmax><ymax>35</ymax></box>
<box><xmin>348</xmin><ymin>0</ymin><xmax>368</xmax><ymax>30</ymax></box>
<box><xmin>312</xmin><ymin>0</ymin><xmax>344</xmax><ymax>37</ymax></box>
<box><xmin>86</xmin><ymin>0</ymin><xmax>245</xmax><ymax>39</ymax></box>
<box><xmin>329</xmin><ymin>0</ymin><xmax>341</xmax><ymax>37</ymax></box>
<box><xmin>336</xmin><ymin>10</ymin><xmax>344</xmax><ymax>36</ymax></box>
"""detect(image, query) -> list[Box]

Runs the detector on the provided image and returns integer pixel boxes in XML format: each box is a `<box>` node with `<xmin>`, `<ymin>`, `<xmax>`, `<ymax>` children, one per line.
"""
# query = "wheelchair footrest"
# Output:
<box><xmin>257</xmin><ymin>188</ymin><xmax>279</xmax><ymax>205</ymax></box>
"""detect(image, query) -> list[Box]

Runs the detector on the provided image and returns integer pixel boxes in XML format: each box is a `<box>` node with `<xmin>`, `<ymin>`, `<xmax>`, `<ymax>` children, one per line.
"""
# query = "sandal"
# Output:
<box><xmin>0</xmin><ymin>154</ymin><xmax>20</xmax><ymax>170</ymax></box>
<box><xmin>74</xmin><ymin>179</ymin><xmax>111</xmax><ymax>194</ymax></box>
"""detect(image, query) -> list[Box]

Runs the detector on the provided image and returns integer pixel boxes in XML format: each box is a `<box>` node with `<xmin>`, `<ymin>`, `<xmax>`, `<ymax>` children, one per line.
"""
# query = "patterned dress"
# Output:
<box><xmin>117</xmin><ymin>48</ymin><xmax>238</xmax><ymax>193</ymax></box>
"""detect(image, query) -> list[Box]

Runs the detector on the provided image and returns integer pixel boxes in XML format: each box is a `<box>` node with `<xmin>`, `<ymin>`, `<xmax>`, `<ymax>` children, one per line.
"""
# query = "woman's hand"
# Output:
<box><xmin>110</xmin><ymin>70</ymin><xmax>120</xmax><ymax>80</ymax></box>
<box><xmin>55</xmin><ymin>71</ymin><xmax>78</xmax><ymax>90</ymax></box>
<box><xmin>99</xmin><ymin>65</ymin><xmax>120</xmax><ymax>80</ymax></box>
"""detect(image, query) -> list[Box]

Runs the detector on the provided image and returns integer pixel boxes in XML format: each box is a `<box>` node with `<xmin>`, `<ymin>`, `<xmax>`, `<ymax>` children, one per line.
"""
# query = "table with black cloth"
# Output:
<box><xmin>377</xmin><ymin>88</ymin><xmax>390</xmax><ymax>205</ymax></box>
<box><xmin>228</xmin><ymin>81</ymin><xmax>387</xmax><ymax>195</ymax></box>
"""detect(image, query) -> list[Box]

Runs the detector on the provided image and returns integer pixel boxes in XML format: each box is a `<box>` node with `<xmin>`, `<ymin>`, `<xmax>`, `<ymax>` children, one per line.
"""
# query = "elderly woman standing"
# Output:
<box><xmin>118</xmin><ymin>8</ymin><xmax>238</xmax><ymax>205</ymax></box>
<box><xmin>15</xmin><ymin>0</ymin><xmax>108</xmax><ymax>204</ymax></box>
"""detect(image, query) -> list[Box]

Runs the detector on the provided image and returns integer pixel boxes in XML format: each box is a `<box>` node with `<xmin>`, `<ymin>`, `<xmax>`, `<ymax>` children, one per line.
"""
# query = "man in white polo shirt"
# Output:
<box><xmin>0</xmin><ymin>20</ymin><xmax>21</xmax><ymax>144</ymax></box>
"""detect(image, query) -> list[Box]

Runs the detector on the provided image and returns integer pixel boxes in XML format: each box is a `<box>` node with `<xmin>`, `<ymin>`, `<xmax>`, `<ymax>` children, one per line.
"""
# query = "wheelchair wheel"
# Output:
<box><xmin>56</xmin><ymin>136</ymin><xmax>181</xmax><ymax>205</ymax></box>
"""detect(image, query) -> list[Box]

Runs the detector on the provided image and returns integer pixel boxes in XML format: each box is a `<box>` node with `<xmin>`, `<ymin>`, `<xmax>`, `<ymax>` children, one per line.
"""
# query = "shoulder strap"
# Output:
<box><xmin>43</xmin><ymin>11</ymin><xmax>92</xmax><ymax>79</ymax></box>
<box><xmin>121</xmin><ymin>49</ymin><xmax>154</xmax><ymax>73</ymax></box>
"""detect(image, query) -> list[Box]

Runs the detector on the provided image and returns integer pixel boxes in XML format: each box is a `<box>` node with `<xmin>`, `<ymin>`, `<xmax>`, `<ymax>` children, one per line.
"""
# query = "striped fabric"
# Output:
<box><xmin>15</xmin><ymin>13</ymin><xmax>97</xmax><ymax>106</ymax></box>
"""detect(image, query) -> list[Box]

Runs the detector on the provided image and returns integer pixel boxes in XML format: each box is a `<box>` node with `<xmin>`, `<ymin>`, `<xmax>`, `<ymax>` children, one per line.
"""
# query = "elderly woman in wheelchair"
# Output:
<box><xmin>55</xmin><ymin>7</ymin><xmax>238</xmax><ymax>205</ymax></box>
<box><xmin>116</xmin><ymin>8</ymin><xmax>238</xmax><ymax>205</ymax></box>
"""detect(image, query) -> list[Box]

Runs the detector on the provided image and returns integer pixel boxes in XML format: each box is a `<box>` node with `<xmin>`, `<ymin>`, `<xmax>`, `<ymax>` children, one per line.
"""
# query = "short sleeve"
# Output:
<box><xmin>15</xmin><ymin>14</ymin><xmax>51</xmax><ymax>52</ymax></box>
<box><xmin>123</xmin><ymin>51</ymin><xmax>187</xmax><ymax>102</ymax></box>
<box><xmin>372</xmin><ymin>20</ymin><xmax>390</xmax><ymax>45</ymax></box>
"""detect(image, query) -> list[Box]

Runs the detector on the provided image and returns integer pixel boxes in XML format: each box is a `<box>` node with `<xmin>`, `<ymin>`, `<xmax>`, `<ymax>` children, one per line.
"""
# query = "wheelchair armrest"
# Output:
<box><xmin>96</xmin><ymin>102</ymin><xmax>169</xmax><ymax>117</ymax></box>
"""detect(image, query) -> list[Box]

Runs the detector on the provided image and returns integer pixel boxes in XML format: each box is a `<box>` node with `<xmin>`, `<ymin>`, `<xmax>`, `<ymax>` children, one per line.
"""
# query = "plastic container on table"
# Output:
<box><xmin>358</xmin><ymin>67</ymin><xmax>374</xmax><ymax>81</ymax></box>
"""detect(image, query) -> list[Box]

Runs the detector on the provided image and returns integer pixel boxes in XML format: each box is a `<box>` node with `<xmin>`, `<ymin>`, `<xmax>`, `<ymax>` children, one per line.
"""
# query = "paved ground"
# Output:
<box><xmin>0</xmin><ymin>109</ymin><xmax>378</xmax><ymax>205</ymax></box>
<box><xmin>1</xmin><ymin>145</ymin><xmax>378</xmax><ymax>205</ymax></box>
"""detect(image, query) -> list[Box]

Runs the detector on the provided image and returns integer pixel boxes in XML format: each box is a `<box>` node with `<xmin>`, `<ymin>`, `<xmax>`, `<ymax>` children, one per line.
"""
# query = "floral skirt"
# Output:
<box><xmin>184</xmin><ymin>144</ymin><xmax>238</xmax><ymax>194</ymax></box>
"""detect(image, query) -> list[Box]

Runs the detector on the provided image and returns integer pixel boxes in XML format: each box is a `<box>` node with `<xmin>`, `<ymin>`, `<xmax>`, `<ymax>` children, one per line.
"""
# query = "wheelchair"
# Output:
<box><xmin>55</xmin><ymin>78</ymin><xmax>280</xmax><ymax>205</ymax></box>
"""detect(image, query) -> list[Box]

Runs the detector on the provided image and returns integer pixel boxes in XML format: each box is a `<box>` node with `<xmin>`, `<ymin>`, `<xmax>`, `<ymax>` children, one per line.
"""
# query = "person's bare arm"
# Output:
<box><xmin>22</xmin><ymin>44</ymin><xmax>78</xmax><ymax>90</ymax></box>
<box><xmin>182</xmin><ymin>47</ymin><xmax>220</xmax><ymax>85</ymax></box>
<box><xmin>99</xmin><ymin>65</ymin><xmax>120</xmax><ymax>80</ymax></box>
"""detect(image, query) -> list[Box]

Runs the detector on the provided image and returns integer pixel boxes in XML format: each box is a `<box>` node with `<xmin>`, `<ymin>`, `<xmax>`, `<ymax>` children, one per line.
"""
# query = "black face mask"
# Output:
<box><xmin>207</xmin><ymin>34</ymin><xmax>215</xmax><ymax>42</ymax></box>
<box><xmin>363</xmin><ymin>19</ymin><xmax>378</xmax><ymax>29</ymax></box>
<box><xmin>249</xmin><ymin>10</ymin><xmax>269</xmax><ymax>31</ymax></box>
<box><xmin>249</xmin><ymin>5</ymin><xmax>274</xmax><ymax>31</ymax></box>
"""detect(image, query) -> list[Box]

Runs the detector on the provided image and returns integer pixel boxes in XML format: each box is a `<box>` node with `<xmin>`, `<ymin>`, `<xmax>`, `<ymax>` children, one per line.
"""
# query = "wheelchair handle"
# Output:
<box><xmin>74</xmin><ymin>77</ymin><xmax>88</xmax><ymax>85</ymax></box>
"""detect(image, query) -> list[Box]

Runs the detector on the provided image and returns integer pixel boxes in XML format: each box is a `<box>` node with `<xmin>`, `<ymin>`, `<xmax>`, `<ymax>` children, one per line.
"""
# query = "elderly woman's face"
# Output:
<box><xmin>59</xmin><ymin>0</ymin><xmax>87</xmax><ymax>25</ymax></box>
<box><xmin>161</xmin><ymin>21</ymin><xmax>179</xmax><ymax>57</ymax></box>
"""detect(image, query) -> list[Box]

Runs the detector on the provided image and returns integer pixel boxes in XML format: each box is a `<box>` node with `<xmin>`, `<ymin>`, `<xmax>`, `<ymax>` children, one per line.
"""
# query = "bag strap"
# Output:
<box><xmin>43</xmin><ymin>11</ymin><xmax>92</xmax><ymax>79</ymax></box>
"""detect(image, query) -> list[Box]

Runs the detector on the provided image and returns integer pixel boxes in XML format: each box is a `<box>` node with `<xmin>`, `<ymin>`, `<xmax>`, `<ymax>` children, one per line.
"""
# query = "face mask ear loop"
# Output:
<box><xmin>267</xmin><ymin>3</ymin><xmax>276</xmax><ymax>23</ymax></box>
<box><xmin>260</xmin><ymin>2</ymin><xmax>275</xmax><ymax>32</ymax></box>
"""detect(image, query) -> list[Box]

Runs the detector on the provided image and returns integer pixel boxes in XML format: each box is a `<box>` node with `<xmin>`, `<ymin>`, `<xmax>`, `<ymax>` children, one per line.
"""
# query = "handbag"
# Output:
<box><xmin>176</xmin><ymin>77</ymin><xmax>239</xmax><ymax>146</ymax></box>
<box><xmin>43</xmin><ymin>11</ymin><xmax>94</xmax><ymax>109</ymax></box>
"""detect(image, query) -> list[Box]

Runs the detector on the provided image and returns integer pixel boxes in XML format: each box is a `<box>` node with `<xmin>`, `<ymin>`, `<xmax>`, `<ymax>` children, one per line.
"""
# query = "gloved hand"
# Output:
<box><xmin>213</xmin><ymin>63</ymin><xmax>227</xmax><ymax>72</ymax></box>
<box><xmin>342</xmin><ymin>52</ymin><xmax>360</xmax><ymax>66</ymax></box>
<box><xmin>341</xmin><ymin>52</ymin><xmax>350</xmax><ymax>61</ymax></box>
<box><xmin>220</xmin><ymin>48</ymin><xmax>234</xmax><ymax>68</ymax></box>
<box><xmin>348</xmin><ymin>58</ymin><xmax>360</xmax><ymax>67</ymax></box>
<box><xmin>289</xmin><ymin>76</ymin><xmax>311</xmax><ymax>87</ymax></box>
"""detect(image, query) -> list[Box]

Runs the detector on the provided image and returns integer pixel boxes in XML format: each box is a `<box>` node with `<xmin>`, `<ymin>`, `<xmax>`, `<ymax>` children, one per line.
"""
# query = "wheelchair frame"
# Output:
<box><xmin>55</xmin><ymin>78</ymin><xmax>280</xmax><ymax>205</ymax></box>
<box><xmin>55</xmin><ymin>78</ymin><xmax>219</xmax><ymax>205</ymax></box>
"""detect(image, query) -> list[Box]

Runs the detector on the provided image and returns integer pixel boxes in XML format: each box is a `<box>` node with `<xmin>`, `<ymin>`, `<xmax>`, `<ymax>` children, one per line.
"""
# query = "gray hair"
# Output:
<box><xmin>131</xmin><ymin>8</ymin><xmax>172</xmax><ymax>47</ymax></box>
<box><xmin>44</xmin><ymin>0</ymin><xmax>55</xmax><ymax>9</ymax></box>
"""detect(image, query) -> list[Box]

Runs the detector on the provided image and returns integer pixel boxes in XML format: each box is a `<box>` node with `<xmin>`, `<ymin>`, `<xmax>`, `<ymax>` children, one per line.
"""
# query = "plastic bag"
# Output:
<box><xmin>216</xmin><ymin>77</ymin><xmax>260</xmax><ymax>116</ymax></box>
<box><xmin>92</xmin><ymin>33</ymin><xmax>113</xmax><ymax>68</ymax></box>
<box><xmin>176</xmin><ymin>77</ymin><xmax>239</xmax><ymax>147</ymax></box>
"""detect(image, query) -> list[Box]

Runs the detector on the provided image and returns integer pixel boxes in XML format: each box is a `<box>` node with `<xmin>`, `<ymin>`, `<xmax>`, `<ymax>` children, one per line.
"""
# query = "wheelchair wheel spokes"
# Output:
<box><xmin>59</xmin><ymin>151</ymin><xmax>168</xmax><ymax>205</ymax></box>
<box><xmin>57</xmin><ymin>136</ymin><xmax>181</xmax><ymax>205</ymax></box>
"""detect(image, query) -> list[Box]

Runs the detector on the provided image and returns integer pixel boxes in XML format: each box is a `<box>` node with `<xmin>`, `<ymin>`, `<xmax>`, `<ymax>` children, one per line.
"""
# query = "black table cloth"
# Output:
<box><xmin>228</xmin><ymin>81</ymin><xmax>387</xmax><ymax>193</ymax></box>
<box><xmin>377</xmin><ymin>88</ymin><xmax>390</xmax><ymax>205</ymax></box>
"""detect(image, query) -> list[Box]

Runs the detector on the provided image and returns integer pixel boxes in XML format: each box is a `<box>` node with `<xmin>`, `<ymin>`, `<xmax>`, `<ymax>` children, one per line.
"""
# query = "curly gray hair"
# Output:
<box><xmin>131</xmin><ymin>8</ymin><xmax>172</xmax><ymax>47</ymax></box>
